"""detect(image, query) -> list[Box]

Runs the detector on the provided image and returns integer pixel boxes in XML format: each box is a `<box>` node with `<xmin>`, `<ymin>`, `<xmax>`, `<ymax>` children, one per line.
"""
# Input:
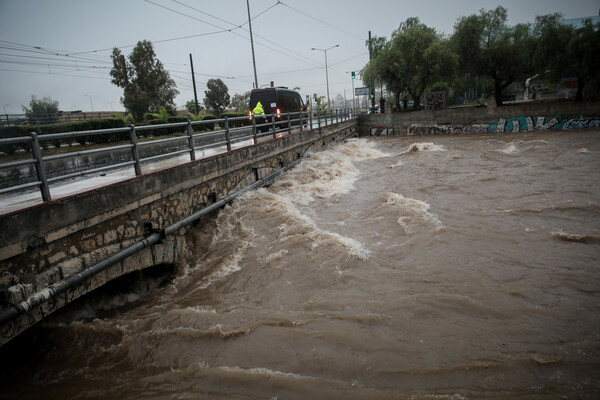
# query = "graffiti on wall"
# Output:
<box><xmin>488</xmin><ymin>115</ymin><xmax>600</xmax><ymax>132</ymax></box>
<box><xmin>406</xmin><ymin>115</ymin><xmax>600</xmax><ymax>136</ymax></box>
<box><xmin>424</xmin><ymin>92</ymin><xmax>446</xmax><ymax>110</ymax></box>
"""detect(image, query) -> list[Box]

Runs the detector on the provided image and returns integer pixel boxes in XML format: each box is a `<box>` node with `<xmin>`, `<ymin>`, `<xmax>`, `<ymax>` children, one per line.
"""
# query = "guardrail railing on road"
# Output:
<box><xmin>0</xmin><ymin>108</ymin><xmax>356</xmax><ymax>203</ymax></box>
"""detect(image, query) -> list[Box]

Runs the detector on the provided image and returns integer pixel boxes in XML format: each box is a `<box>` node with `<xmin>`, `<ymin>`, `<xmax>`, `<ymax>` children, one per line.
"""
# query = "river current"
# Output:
<box><xmin>1</xmin><ymin>130</ymin><xmax>599</xmax><ymax>399</ymax></box>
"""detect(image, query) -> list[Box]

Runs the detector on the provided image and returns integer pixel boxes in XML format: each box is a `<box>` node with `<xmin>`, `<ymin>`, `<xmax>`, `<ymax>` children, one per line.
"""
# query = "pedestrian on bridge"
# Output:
<box><xmin>253</xmin><ymin>101</ymin><xmax>267</xmax><ymax>133</ymax></box>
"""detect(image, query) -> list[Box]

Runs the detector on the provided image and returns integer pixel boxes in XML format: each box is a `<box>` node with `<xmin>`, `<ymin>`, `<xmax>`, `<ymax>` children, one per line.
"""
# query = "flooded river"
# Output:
<box><xmin>1</xmin><ymin>130</ymin><xmax>599</xmax><ymax>399</ymax></box>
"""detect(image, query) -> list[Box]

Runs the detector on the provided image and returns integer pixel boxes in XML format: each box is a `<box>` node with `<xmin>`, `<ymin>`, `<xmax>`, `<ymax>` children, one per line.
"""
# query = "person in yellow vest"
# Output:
<box><xmin>252</xmin><ymin>101</ymin><xmax>267</xmax><ymax>132</ymax></box>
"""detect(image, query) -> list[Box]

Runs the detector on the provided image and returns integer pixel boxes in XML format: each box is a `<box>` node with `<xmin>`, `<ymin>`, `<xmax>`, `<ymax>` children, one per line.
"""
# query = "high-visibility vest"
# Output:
<box><xmin>253</xmin><ymin>102</ymin><xmax>265</xmax><ymax>116</ymax></box>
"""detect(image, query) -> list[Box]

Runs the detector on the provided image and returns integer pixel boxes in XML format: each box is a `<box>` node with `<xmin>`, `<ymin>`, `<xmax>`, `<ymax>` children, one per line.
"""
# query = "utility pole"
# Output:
<box><xmin>368</xmin><ymin>31</ymin><xmax>374</xmax><ymax>112</ymax></box>
<box><xmin>246</xmin><ymin>0</ymin><xmax>259</xmax><ymax>89</ymax></box>
<box><xmin>189</xmin><ymin>54</ymin><xmax>200</xmax><ymax>114</ymax></box>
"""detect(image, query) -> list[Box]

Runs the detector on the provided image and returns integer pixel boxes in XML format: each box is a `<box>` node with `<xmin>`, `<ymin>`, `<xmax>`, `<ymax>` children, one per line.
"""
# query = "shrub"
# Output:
<box><xmin>199</xmin><ymin>114</ymin><xmax>217</xmax><ymax>131</ymax></box>
<box><xmin>220</xmin><ymin>112</ymin><xmax>251</xmax><ymax>128</ymax></box>
<box><xmin>0</xmin><ymin>125</ymin><xmax>29</xmax><ymax>154</ymax></box>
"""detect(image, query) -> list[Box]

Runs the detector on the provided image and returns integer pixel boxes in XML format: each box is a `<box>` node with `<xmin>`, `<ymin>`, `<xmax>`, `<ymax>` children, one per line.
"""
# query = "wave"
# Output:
<box><xmin>551</xmin><ymin>230</ymin><xmax>600</xmax><ymax>244</ymax></box>
<box><xmin>383</xmin><ymin>192</ymin><xmax>443</xmax><ymax>233</ymax></box>
<box><xmin>499</xmin><ymin>143</ymin><xmax>518</xmax><ymax>154</ymax></box>
<box><xmin>271</xmin><ymin>138</ymin><xmax>388</xmax><ymax>205</ymax></box>
<box><xmin>400</xmin><ymin>142</ymin><xmax>446</xmax><ymax>154</ymax></box>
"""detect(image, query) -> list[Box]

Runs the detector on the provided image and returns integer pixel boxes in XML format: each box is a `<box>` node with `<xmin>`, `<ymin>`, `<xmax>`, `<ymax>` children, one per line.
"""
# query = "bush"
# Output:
<box><xmin>0</xmin><ymin>119</ymin><xmax>129</xmax><ymax>153</ymax></box>
<box><xmin>0</xmin><ymin>125</ymin><xmax>30</xmax><ymax>154</ymax></box>
<box><xmin>198</xmin><ymin>114</ymin><xmax>217</xmax><ymax>131</ymax></box>
<box><xmin>220</xmin><ymin>112</ymin><xmax>251</xmax><ymax>128</ymax></box>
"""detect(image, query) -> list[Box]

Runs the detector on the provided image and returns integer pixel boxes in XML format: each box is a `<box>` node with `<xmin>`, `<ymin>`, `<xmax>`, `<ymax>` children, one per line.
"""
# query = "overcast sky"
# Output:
<box><xmin>1</xmin><ymin>0</ymin><xmax>598</xmax><ymax>114</ymax></box>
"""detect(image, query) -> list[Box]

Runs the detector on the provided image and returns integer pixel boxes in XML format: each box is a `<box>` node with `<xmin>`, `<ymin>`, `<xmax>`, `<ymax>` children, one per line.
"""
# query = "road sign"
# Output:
<box><xmin>355</xmin><ymin>87</ymin><xmax>369</xmax><ymax>96</ymax></box>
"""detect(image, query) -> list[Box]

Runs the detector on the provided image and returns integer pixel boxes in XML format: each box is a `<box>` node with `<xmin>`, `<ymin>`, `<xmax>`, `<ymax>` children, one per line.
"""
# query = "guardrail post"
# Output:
<box><xmin>31</xmin><ymin>132</ymin><xmax>51</xmax><ymax>201</ymax></box>
<box><xmin>224</xmin><ymin>117</ymin><xmax>232</xmax><ymax>151</ymax></box>
<box><xmin>336</xmin><ymin>109</ymin><xmax>339</xmax><ymax>124</ymax></box>
<box><xmin>287</xmin><ymin>111</ymin><xmax>291</xmax><ymax>135</ymax></box>
<box><xmin>129</xmin><ymin>124</ymin><xmax>142</xmax><ymax>176</ymax></box>
<box><xmin>272</xmin><ymin>114</ymin><xmax>277</xmax><ymax>138</ymax></box>
<box><xmin>187</xmin><ymin>119</ymin><xmax>196</xmax><ymax>161</ymax></box>
<box><xmin>252</xmin><ymin>114</ymin><xmax>258</xmax><ymax>144</ymax></box>
<box><xmin>299</xmin><ymin>111</ymin><xmax>303</xmax><ymax>132</ymax></box>
<box><xmin>308</xmin><ymin>109</ymin><xmax>312</xmax><ymax>131</ymax></box>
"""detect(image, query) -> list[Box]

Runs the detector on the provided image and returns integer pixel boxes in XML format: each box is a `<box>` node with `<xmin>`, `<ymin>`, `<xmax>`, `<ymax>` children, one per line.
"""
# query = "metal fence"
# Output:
<box><xmin>0</xmin><ymin>108</ymin><xmax>355</xmax><ymax>203</ymax></box>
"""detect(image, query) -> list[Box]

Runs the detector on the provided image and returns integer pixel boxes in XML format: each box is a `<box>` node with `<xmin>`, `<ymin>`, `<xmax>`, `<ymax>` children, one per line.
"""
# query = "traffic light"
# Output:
<box><xmin>351</xmin><ymin>71</ymin><xmax>355</xmax><ymax>80</ymax></box>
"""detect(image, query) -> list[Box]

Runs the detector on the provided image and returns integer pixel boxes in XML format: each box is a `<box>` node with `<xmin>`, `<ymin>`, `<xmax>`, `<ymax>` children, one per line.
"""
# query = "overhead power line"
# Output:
<box><xmin>278</xmin><ymin>1</ymin><xmax>365</xmax><ymax>41</ymax></box>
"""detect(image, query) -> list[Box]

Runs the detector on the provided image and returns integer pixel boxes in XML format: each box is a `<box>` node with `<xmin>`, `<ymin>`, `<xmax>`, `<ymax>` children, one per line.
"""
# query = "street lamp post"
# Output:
<box><xmin>84</xmin><ymin>95</ymin><xmax>94</xmax><ymax>112</ymax></box>
<box><xmin>311</xmin><ymin>44</ymin><xmax>339</xmax><ymax>109</ymax></box>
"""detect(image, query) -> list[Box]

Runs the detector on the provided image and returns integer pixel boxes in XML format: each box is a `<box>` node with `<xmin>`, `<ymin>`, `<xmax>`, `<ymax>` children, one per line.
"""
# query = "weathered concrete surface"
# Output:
<box><xmin>0</xmin><ymin>121</ymin><xmax>357</xmax><ymax>345</ymax></box>
<box><xmin>359</xmin><ymin>101</ymin><xmax>600</xmax><ymax>136</ymax></box>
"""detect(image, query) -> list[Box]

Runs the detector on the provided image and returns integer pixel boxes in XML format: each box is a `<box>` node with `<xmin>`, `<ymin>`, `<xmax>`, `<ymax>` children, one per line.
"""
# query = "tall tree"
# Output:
<box><xmin>229</xmin><ymin>91</ymin><xmax>251</xmax><ymax>112</ymax></box>
<box><xmin>452</xmin><ymin>7</ymin><xmax>535</xmax><ymax>106</ymax></box>
<box><xmin>569</xmin><ymin>19</ymin><xmax>600</xmax><ymax>101</ymax></box>
<box><xmin>110</xmin><ymin>40</ymin><xmax>178</xmax><ymax>121</ymax></box>
<box><xmin>23</xmin><ymin>95</ymin><xmax>59</xmax><ymax>124</ymax></box>
<box><xmin>365</xmin><ymin>18</ymin><xmax>456</xmax><ymax>110</ymax></box>
<box><xmin>203</xmin><ymin>79</ymin><xmax>230</xmax><ymax>115</ymax></box>
<box><xmin>534</xmin><ymin>14</ymin><xmax>600</xmax><ymax>101</ymax></box>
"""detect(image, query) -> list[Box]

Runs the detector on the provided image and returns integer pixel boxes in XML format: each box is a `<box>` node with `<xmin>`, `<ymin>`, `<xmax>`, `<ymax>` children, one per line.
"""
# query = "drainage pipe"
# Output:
<box><xmin>0</xmin><ymin>157</ymin><xmax>303</xmax><ymax>326</ymax></box>
<box><xmin>0</xmin><ymin>127</ymin><xmax>356</xmax><ymax>327</ymax></box>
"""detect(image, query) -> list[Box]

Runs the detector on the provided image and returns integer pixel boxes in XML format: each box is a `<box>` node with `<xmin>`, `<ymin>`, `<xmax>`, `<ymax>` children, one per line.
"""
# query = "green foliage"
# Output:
<box><xmin>111</xmin><ymin>112</ymin><xmax>135</xmax><ymax>125</ymax></box>
<box><xmin>144</xmin><ymin>106</ymin><xmax>170</xmax><ymax>123</ymax></box>
<box><xmin>451</xmin><ymin>6</ymin><xmax>535</xmax><ymax>106</ymax></box>
<box><xmin>229</xmin><ymin>91</ymin><xmax>251</xmax><ymax>112</ymax></box>
<box><xmin>0</xmin><ymin>119</ymin><xmax>129</xmax><ymax>154</ymax></box>
<box><xmin>203</xmin><ymin>79</ymin><xmax>230</xmax><ymax>116</ymax></box>
<box><xmin>199</xmin><ymin>114</ymin><xmax>217</xmax><ymax>131</ymax></box>
<box><xmin>365</xmin><ymin>17</ymin><xmax>456</xmax><ymax>110</ymax></box>
<box><xmin>185</xmin><ymin>99</ymin><xmax>202</xmax><ymax>115</ymax></box>
<box><xmin>221</xmin><ymin>112</ymin><xmax>252</xmax><ymax>128</ymax></box>
<box><xmin>110</xmin><ymin>40</ymin><xmax>179</xmax><ymax>121</ymax></box>
<box><xmin>569</xmin><ymin>19</ymin><xmax>600</xmax><ymax>101</ymax></box>
<box><xmin>22</xmin><ymin>95</ymin><xmax>60</xmax><ymax>124</ymax></box>
<box><xmin>533</xmin><ymin>15</ymin><xmax>600</xmax><ymax>101</ymax></box>
<box><xmin>314</xmin><ymin>96</ymin><xmax>327</xmax><ymax>111</ymax></box>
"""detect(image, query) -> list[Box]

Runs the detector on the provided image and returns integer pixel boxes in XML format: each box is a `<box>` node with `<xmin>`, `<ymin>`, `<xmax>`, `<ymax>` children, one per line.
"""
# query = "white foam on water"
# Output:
<box><xmin>499</xmin><ymin>143</ymin><xmax>518</xmax><ymax>154</ymax></box>
<box><xmin>400</xmin><ymin>142</ymin><xmax>446</xmax><ymax>154</ymax></box>
<box><xmin>387</xmin><ymin>160</ymin><xmax>404</xmax><ymax>169</ymax></box>
<box><xmin>384</xmin><ymin>192</ymin><xmax>443</xmax><ymax>233</ymax></box>
<box><xmin>271</xmin><ymin>138</ymin><xmax>389</xmax><ymax>205</ymax></box>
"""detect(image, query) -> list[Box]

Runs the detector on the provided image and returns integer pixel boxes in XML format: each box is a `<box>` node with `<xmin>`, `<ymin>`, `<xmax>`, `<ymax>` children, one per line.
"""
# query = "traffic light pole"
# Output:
<box><xmin>351</xmin><ymin>71</ymin><xmax>356</xmax><ymax>111</ymax></box>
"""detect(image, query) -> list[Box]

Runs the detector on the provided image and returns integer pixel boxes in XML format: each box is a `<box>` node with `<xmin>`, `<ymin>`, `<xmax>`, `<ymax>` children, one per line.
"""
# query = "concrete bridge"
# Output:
<box><xmin>0</xmin><ymin>119</ymin><xmax>358</xmax><ymax>345</ymax></box>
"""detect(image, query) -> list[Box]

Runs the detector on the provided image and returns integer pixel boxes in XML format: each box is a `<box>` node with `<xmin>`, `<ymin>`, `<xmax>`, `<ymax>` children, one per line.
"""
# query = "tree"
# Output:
<box><xmin>364</xmin><ymin>18</ymin><xmax>456</xmax><ymax>110</ymax></box>
<box><xmin>569</xmin><ymin>19</ymin><xmax>600</xmax><ymax>101</ymax></box>
<box><xmin>185</xmin><ymin>99</ymin><xmax>203</xmax><ymax>115</ymax></box>
<box><xmin>110</xmin><ymin>40</ymin><xmax>179</xmax><ymax>121</ymax></box>
<box><xmin>229</xmin><ymin>91</ymin><xmax>251</xmax><ymax>112</ymax></box>
<box><xmin>452</xmin><ymin>7</ymin><xmax>535</xmax><ymax>106</ymax></box>
<box><xmin>203</xmin><ymin>79</ymin><xmax>230</xmax><ymax>115</ymax></box>
<box><xmin>23</xmin><ymin>95</ymin><xmax>59</xmax><ymax>124</ymax></box>
<box><xmin>533</xmin><ymin>14</ymin><xmax>600</xmax><ymax>102</ymax></box>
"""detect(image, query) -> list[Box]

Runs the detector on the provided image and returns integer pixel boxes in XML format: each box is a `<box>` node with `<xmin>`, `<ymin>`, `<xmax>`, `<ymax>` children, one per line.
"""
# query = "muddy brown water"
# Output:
<box><xmin>1</xmin><ymin>130</ymin><xmax>599</xmax><ymax>399</ymax></box>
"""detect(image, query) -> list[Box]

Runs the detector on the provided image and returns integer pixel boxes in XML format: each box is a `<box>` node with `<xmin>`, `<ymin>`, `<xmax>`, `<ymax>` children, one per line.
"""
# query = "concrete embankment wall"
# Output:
<box><xmin>0</xmin><ymin>121</ymin><xmax>357</xmax><ymax>345</ymax></box>
<box><xmin>359</xmin><ymin>101</ymin><xmax>600</xmax><ymax>136</ymax></box>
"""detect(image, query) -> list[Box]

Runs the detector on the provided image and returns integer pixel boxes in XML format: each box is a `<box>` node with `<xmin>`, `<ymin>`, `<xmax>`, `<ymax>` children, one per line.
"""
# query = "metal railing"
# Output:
<box><xmin>0</xmin><ymin>108</ymin><xmax>356</xmax><ymax>203</ymax></box>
